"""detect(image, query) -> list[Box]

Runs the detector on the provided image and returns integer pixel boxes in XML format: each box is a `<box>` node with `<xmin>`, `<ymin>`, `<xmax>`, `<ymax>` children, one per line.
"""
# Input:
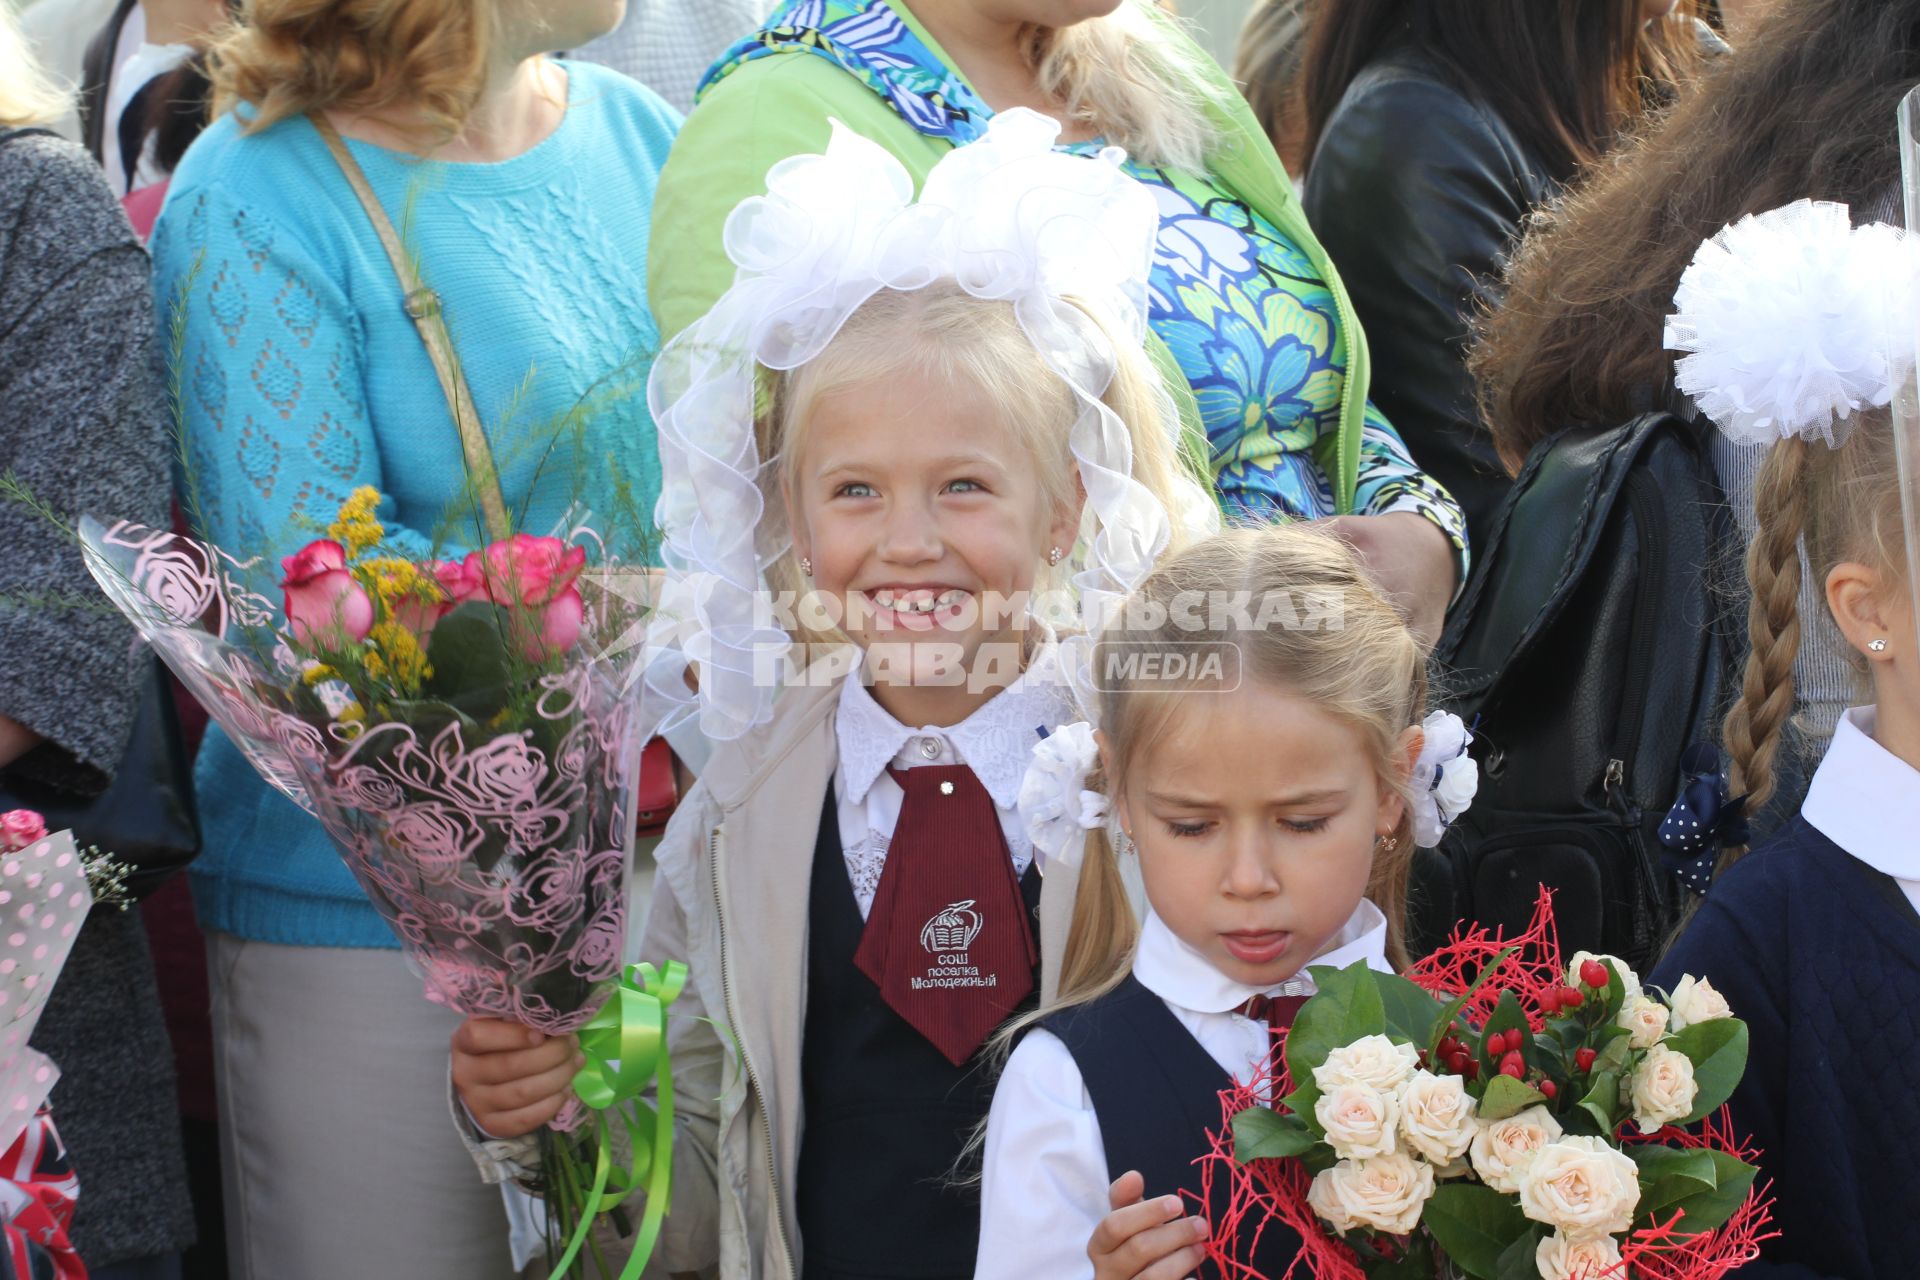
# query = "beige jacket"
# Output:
<box><xmin>604</xmin><ymin>669</ymin><xmax>1081</xmax><ymax>1279</ymax></box>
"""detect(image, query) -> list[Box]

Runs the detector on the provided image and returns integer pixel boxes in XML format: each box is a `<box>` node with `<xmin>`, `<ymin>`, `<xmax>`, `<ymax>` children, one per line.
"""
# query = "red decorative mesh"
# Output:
<box><xmin>1194</xmin><ymin>889</ymin><xmax>1776</xmax><ymax>1278</ymax></box>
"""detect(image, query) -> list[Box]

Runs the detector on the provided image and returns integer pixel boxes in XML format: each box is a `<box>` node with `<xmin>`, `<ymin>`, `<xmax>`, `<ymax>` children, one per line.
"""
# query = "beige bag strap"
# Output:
<box><xmin>310</xmin><ymin>113</ymin><xmax>512</xmax><ymax>542</ymax></box>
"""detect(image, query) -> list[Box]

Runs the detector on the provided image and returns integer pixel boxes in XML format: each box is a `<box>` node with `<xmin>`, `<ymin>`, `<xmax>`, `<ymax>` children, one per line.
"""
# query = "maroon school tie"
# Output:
<box><xmin>1238</xmin><ymin>993</ymin><xmax>1309</xmax><ymax>1045</ymax></box>
<box><xmin>854</xmin><ymin>765</ymin><xmax>1040</xmax><ymax>1066</ymax></box>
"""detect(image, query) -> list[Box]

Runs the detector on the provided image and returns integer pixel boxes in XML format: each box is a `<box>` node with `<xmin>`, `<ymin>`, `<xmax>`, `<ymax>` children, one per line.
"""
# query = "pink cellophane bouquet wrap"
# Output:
<box><xmin>76</xmin><ymin>498</ymin><xmax>655</xmax><ymax>1040</ymax></box>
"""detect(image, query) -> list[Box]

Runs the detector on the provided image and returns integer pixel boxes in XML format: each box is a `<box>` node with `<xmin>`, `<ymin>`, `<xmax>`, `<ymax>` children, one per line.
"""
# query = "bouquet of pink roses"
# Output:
<box><xmin>79</xmin><ymin>488</ymin><xmax>677</xmax><ymax>1277</ymax></box>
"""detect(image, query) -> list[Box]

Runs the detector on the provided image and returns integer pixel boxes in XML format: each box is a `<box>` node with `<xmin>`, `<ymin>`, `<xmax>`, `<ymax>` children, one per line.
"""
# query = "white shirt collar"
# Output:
<box><xmin>1802</xmin><ymin>705</ymin><xmax>1920</xmax><ymax>883</ymax></box>
<box><xmin>834</xmin><ymin>645</ymin><xmax>1074</xmax><ymax>811</ymax></box>
<box><xmin>1132</xmin><ymin>900</ymin><xmax>1392</xmax><ymax>1016</ymax></box>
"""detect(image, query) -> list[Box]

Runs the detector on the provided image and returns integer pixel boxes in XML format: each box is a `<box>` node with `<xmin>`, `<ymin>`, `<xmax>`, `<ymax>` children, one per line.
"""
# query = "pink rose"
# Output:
<box><xmin>465</xmin><ymin>535</ymin><xmax>588</xmax><ymax>661</ymax></box>
<box><xmin>281</xmin><ymin>540</ymin><xmax>374</xmax><ymax>651</ymax></box>
<box><xmin>0</xmin><ymin>810</ymin><xmax>48</xmax><ymax>853</ymax></box>
<box><xmin>432</xmin><ymin>558</ymin><xmax>487</xmax><ymax>606</ymax></box>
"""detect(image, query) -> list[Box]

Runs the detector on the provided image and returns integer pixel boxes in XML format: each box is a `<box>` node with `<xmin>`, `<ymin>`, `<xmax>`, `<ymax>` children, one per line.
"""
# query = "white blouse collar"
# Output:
<box><xmin>1802</xmin><ymin>705</ymin><xmax>1920</xmax><ymax>883</ymax></box>
<box><xmin>835</xmin><ymin>645</ymin><xmax>1074</xmax><ymax>811</ymax></box>
<box><xmin>1132</xmin><ymin>900</ymin><xmax>1392</xmax><ymax>1016</ymax></box>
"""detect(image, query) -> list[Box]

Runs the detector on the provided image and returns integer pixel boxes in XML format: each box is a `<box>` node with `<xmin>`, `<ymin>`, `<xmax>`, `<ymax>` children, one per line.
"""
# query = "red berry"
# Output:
<box><xmin>1446</xmin><ymin>1051</ymin><xmax>1472</xmax><ymax>1075</ymax></box>
<box><xmin>1500</xmin><ymin>1050</ymin><xmax>1525</xmax><ymax>1074</ymax></box>
<box><xmin>1438</xmin><ymin>1036</ymin><xmax>1462</xmax><ymax>1059</ymax></box>
<box><xmin>1464</xmin><ymin>1059</ymin><xmax>1480</xmax><ymax>1081</ymax></box>
<box><xmin>1558</xmin><ymin>986</ymin><xmax>1585</xmax><ymax>1010</ymax></box>
<box><xmin>1500</xmin><ymin>1059</ymin><xmax>1525</xmax><ymax>1079</ymax></box>
<box><xmin>1540</xmin><ymin>1080</ymin><xmax>1559</xmax><ymax>1099</ymax></box>
<box><xmin>1486</xmin><ymin>1030</ymin><xmax>1507</xmax><ymax>1056</ymax></box>
<box><xmin>1580</xmin><ymin>959</ymin><xmax>1610</xmax><ymax>988</ymax></box>
<box><xmin>1575</xmin><ymin>1047</ymin><xmax>1598</xmax><ymax>1073</ymax></box>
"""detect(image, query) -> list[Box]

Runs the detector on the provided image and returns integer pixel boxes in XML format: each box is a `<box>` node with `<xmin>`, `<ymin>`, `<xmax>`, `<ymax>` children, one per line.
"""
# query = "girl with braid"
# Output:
<box><xmin>1651</xmin><ymin>201</ymin><xmax>1920</xmax><ymax>1279</ymax></box>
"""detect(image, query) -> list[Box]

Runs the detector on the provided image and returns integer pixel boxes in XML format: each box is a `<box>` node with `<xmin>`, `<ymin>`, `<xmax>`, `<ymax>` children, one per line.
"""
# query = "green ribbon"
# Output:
<box><xmin>550</xmin><ymin>959</ymin><xmax>686</xmax><ymax>1280</ymax></box>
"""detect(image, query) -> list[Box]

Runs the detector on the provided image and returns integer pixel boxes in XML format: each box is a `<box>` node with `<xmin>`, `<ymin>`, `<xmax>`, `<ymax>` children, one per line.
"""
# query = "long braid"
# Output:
<box><xmin>1719</xmin><ymin>436</ymin><xmax>1810</xmax><ymax>862</ymax></box>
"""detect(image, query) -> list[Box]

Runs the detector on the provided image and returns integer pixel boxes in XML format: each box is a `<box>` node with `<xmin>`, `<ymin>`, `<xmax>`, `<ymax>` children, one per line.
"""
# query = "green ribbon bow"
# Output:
<box><xmin>551</xmin><ymin>959</ymin><xmax>687</xmax><ymax>1279</ymax></box>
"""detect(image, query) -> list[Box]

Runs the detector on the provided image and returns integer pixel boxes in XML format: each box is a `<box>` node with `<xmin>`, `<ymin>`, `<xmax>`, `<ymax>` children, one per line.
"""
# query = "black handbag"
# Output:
<box><xmin>0</xmin><ymin>657</ymin><xmax>201</xmax><ymax>900</ymax></box>
<box><xmin>1416</xmin><ymin>413</ymin><xmax>1734</xmax><ymax>969</ymax></box>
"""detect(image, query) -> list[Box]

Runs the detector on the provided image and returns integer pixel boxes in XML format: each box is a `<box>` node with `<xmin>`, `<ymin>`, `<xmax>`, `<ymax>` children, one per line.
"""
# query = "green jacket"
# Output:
<box><xmin>646</xmin><ymin>3</ymin><xmax>1371</xmax><ymax>512</ymax></box>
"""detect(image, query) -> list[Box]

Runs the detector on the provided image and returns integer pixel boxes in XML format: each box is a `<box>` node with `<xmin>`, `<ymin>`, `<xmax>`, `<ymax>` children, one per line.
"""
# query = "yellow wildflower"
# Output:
<box><xmin>367</xmin><ymin>621</ymin><xmax>432</xmax><ymax>692</ymax></box>
<box><xmin>301</xmin><ymin>664</ymin><xmax>338</xmax><ymax>687</ymax></box>
<box><xmin>327</xmin><ymin>486</ymin><xmax>385</xmax><ymax>557</ymax></box>
<box><xmin>337</xmin><ymin>701</ymin><xmax>365</xmax><ymax>723</ymax></box>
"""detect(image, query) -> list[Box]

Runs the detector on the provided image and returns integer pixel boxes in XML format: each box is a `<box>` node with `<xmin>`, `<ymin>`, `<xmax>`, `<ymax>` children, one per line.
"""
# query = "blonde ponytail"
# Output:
<box><xmin>1022</xmin><ymin>2</ymin><xmax>1221</xmax><ymax>173</ymax></box>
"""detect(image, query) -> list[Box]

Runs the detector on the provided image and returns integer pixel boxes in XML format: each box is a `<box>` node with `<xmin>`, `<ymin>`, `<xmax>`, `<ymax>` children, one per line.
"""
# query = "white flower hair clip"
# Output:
<box><xmin>1410</xmin><ymin>711</ymin><xmax>1478</xmax><ymax>848</ymax></box>
<box><xmin>1665</xmin><ymin>199</ymin><xmax>1920</xmax><ymax>448</ymax></box>
<box><xmin>1018</xmin><ymin>722</ymin><xmax>1110</xmax><ymax>873</ymax></box>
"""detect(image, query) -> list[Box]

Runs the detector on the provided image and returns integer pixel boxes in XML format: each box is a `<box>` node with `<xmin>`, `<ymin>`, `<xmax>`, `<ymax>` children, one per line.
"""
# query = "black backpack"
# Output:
<box><xmin>1414</xmin><ymin>413</ymin><xmax>1735</xmax><ymax>969</ymax></box>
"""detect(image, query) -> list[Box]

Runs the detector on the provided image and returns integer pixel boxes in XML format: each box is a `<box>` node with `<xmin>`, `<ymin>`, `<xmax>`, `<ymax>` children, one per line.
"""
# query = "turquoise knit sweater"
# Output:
<box><xmin>150</xmin><ymin>62</ymin><xmax>679</xmax><ymax>947</ymax></box>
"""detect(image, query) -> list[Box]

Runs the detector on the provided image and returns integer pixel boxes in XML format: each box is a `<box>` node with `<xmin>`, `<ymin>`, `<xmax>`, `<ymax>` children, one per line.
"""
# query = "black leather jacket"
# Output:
<box><xmin>1303</xmin><ymin>46</ymin><xmax>1560</xmax><ymax>550</ymax></box>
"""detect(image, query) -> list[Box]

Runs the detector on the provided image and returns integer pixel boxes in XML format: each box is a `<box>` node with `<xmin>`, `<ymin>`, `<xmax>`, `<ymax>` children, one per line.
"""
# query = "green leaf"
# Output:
<box><xmin>422</xmin><ymin>602</ymin><xmax>515</xmax><ymax>698</ymax></box>
<box><xmin>1423</xmin><ymin>1184</ymin><xmax>1531</xmax><ymax>1280</ymax></box>
<box><xmin>1377</xmin><ymin>973</ymin><xmax>1444</xmax><ymax>1047</ymax></box>
<box><xmin>1478</xmin><ymin>1073</ymin><xmax>1550</xmax><ymax>1122</ymax></box>
<box><xmin>1427</xmin><ymin>946</ymin><xmax>1520</xmax><ymax>1059</ymax></box>
<box><xmin>1593</xmin><ymin>1025</ymin><xmax>1634</xmax><ymax>1076</ymax></box>
<box><xmin>1600</xmin><ymin>960</ymin><xmax>1629</xmax><ymax>1023</ymax></box>
<box><xmin>1577</xmin><ymin>1069</ymin><xmax>1622</xmax><ymax>1134</ymax></box>
<box><xmin>1651</xmin><ymin>1151</ymin><xmax>1758</xmax><ymax>1236</ymax></box>
<box><xmin>1629</xmin><ymin>1145</ymin><xmax>1721</xmax><ymax>1216</ymax></box>
<box><xmin>1494</xmin><ymin>1224</ymin><xmax>1549</xmax><ymax>1280</ymax></box>
<box><xmin>1285</xmin><ymin>961</ymin><xmax>1386</xmax><ymax>1086</ymax></box>
<box><xmin>1232</xmin><ymin>1106</ymin><xmax>1317</xmax><ymax>1162</ymax></box>
<box><xmin>1667</xmin><ymin>1018</ymin><xmax>1750</xmax><ymax>1122</ymax></box>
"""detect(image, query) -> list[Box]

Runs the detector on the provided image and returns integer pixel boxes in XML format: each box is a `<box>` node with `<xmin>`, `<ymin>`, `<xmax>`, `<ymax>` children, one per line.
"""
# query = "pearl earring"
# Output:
<box><xmin>1870</xmin><ymin>638</ymin><xmax>1890</xmax><ymax>653</ymax></box>
<box><xmin>1047</xmin><ymin>547</ymin><xmax>1063</xmax><ymax>566</ymax></box>
<box><xmin>800</xmin><ymin>556</ymin><xmax>812</xmax><ymax>576</ymax></box>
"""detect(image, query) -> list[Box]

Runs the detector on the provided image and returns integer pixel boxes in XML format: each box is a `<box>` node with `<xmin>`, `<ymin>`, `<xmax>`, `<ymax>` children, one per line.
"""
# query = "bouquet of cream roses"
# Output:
<box><xmin>1199</xmin><ymin>892</ymin><xmax>1769</xmax><ymax>1280</ymax></box>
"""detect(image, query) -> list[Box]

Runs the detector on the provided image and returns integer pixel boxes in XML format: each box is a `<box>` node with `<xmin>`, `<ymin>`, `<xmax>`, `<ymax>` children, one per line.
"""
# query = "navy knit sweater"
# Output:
<box><xmin>1652</xmin><ymin>817</ymin><xmax>1920</xmax><ymax>1279</ymax></box>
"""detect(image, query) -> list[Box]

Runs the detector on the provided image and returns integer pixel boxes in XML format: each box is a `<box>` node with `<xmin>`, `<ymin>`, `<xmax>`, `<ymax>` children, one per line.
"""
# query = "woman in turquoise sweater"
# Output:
<box><xmin>148</xmin><ymin>1</ymin><xmax>676</xmax><ymax>1275</ymax></box>
<box><xmin>649</xmin><ymin>0</ymin><xmax>1469</xmax><ymax>642</ymax></box>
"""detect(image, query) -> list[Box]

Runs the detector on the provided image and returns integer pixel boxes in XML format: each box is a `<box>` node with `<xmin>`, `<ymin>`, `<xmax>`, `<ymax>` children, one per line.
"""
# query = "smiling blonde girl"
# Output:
<box><xmin>450</xmin><ymin>113</ymin><xmax>1210</xmax><ymax>1279</ymax></box>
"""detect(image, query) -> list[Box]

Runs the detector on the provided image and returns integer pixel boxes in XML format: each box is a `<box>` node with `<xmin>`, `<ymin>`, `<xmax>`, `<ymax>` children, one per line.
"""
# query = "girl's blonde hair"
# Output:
<box><xmin>209</xmin><ymin>0</ymin><xmax>500</xmax><ymax>140</ymax></box>
<box><xmin>761</xmin><ymin>280</ymin><xmax>1199</xmax><ymax>646</ymax></box>
<box><xmin>1048</xmin><ymin>525</ymin><xmax>1427</xmax><ymax>1026</ymax></box>
<box><xmin>1022</xmin><ymin>1</ymin><xmax>1221</xmax><ymax>173</ymax></box>
<box><xmin>1720</xmin><ymin>415</ymin><xmax>1906</xmax><ymax>861</ymax></box>
<box><xmin>0</xmin><ymin>4</ymin><xmax>71</xmax><ymax>129</ymax></box>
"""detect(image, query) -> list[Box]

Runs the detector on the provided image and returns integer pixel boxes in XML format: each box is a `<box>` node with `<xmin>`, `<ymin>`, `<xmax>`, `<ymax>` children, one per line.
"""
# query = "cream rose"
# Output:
<box><xmin>1666</xmin><ymin>974</ymin><xmax>1734</xmax><ymax>1031</ymax></box>
<box><xmin>1626</xmin><ymin>1043</ymin><xmax>1699</xmax><ymax>1135</ymax></box>
<box><xmin>1570</xmin><ymin>951</ymin><xmax>1643</xmax><ymax>1001</ymax></box>
<box><xmin>1616</xmin><ymin>995</ymin><xmax>1671</xmax><ymax>1050</ymax></box>
<box><xmin>1316</xmin><ymin>1082</ymin><xmax>1401</xmax><ymax>1160</ymax></box>
<box><xmin>1468</xmin><ymin>1104</ymin><xmax>1563</xmax><ymax>1194</ymax></box>
<box><xmin>1313</xmin><ymin>1034</ymin><xmax>1420</xmax><ymax>1093</ymax></box>
<box><xmin>1399</xmin><ymin>1070</ymin><xmax>1477</xmax><ymax>1164</ymax></box>
<box><xmin>1516</xmin><ymin>1137</ymin><xmax>1641</xmax><ymax>1239</ymax></box>
<box><xmin>1536</xmin><ymin>1229</ymin><xmax>1625</xmax><ymax>1280</ymax></box>
<box><xmin>1310</xmin><ymin>1153</ymin><xmax>1434</xmax><ymax>1236</ymax></box>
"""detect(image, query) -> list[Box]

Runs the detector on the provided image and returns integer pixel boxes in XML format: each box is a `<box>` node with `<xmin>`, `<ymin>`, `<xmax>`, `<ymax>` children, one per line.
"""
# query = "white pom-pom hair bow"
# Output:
<box><xmin>1410</xmin><ymin>711</ymin><xmax>1478</xmax><ymax>849</ymax></box>
<box><xmin>1018</xmin><ymin>721</ymin><xmax>1110</xmax><ymax>874</ymax></box>
<box><xmin>1665</xmin><ymin>200</ymin><xmax>1920</xmax><ymax>448</ymax></box>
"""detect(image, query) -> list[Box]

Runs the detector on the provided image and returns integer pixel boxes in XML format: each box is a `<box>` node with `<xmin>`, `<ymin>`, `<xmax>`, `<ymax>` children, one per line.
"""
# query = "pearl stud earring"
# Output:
<box><xmin>800</xmin><ymin>557</ymin><xmax>812</xmax><ymax>576</ymax></box>
<box><xmin>1870</xmin><ymin>638</ymin><xmax>1890</xmax><ymax>653</ymax></box>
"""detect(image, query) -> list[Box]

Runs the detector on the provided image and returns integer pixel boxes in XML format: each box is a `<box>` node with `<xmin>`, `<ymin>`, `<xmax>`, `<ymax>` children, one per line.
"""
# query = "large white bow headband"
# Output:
<box><xmin>1665</xmin><ymin>199</ymin><xmax>1920</xmax><ymax>448</ymax></box>
<box><xmin>645</xmin><ymin>108</ymin><xmax>1215</xmax><ymax>741</ymax></box>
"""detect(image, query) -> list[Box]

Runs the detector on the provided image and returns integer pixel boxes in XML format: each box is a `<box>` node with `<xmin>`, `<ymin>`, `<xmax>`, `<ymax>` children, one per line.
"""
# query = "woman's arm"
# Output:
<box><xmin>150</xmin><ymin>182</ymin><xmax>437</xmax><ymax>563</ymax></box>
<box><xmin>0</xmin><ymin>141</ymin><xmax>169</xmax><ymax>789</ymax></box>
